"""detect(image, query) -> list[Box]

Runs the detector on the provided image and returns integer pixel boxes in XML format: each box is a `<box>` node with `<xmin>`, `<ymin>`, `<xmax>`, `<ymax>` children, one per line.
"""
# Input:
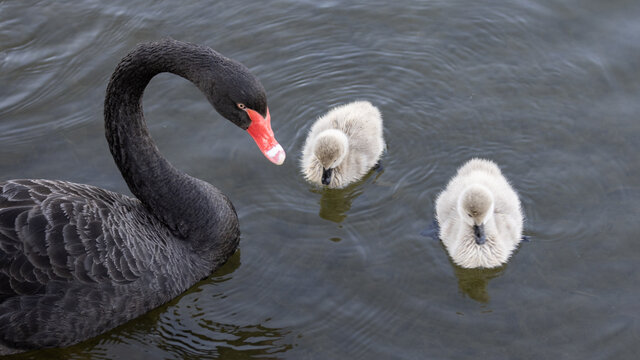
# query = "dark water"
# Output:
<box><xmin>2</xmin><ymin>0</ymin><xmax>639</xmax><ymax>358</ymax></box>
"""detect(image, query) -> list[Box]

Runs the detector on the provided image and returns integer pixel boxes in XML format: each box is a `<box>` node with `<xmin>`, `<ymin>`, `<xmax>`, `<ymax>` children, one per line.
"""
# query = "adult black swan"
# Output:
<box><xmin>0</xmin><ymin>39</ymin><xmax>285</xmax><ymax>354</ymax></box>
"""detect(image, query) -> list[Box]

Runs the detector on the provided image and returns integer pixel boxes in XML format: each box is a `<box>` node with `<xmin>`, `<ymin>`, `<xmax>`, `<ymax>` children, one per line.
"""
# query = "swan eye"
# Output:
<box><xmin>237</xmin><ymin>103</ymin><xmax>246</xmax><ymax>110</ymax></box>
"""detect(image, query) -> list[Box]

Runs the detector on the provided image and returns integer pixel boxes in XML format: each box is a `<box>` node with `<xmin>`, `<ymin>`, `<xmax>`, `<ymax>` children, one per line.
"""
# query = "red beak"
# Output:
<box><xmin>245</xmin><ymin>107</ymin><xmax>286</xmax><ymax>165</ymax></box>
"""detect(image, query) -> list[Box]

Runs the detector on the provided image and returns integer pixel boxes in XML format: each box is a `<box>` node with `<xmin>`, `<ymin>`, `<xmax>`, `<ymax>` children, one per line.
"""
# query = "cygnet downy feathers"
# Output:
<box><xmin>435</xmin><ymin>158</ymin><xmax>524</xmax><ymax>268</ymax></box>
<box><xmin>301</xmin><ymin>101</ymin><xmax>385</xmax><ymax>188</ymax></box>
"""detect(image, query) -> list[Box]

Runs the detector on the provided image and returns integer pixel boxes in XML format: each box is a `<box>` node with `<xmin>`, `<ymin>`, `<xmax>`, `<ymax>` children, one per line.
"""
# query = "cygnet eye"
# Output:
<box><xmin>467</xmin><ymin>213</ymin><xmax>472</xmax><ymax>217</ymax></box>
<box><xmin>237</xmin><ymin>103</ymin><xmax>246</xmax><ymax>110</ymax></box>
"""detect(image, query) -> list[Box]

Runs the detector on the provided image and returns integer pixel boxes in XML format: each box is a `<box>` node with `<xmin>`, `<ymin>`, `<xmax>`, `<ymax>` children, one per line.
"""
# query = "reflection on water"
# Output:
<box><xmin>155</xmin><ymin>251</ymin><xmax>294</xmax><ymax>359</ymax></box>
<box><xmin>424</xmin><ymin>222</ymin><xmax>517</xmax><ymax>303</ymax></box>
<box><xmin>312</xmin><ymin>165</ymin><xmax>384</xmax><ymax>223</ymax></box>
<box><xmin>5</xmin><ymin>251</ymin><xmax>293</xmax><ymax>360</ymax></box>
<box><xmin>177</xmin><ymin>320</ymin><xmax>293</xmax><ymax>359</ymax></box>
<box><xmin>451</xmin><ymin>263</ymin><xmax>507</xmax><ymax>303</ymax></box>
<box><xmin>157</xmin><ymin>251</ymin><xmax>293</xmax><ymax>359</ymax></box>
<box><xmin>209</xmin><ymin>249</ymin><xmax>242</xmax><ymax>280</ymax></box>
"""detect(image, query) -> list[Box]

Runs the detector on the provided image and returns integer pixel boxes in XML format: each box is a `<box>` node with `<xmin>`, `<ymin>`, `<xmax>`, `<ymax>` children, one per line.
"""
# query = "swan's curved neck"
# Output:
<box><xmin>103</xmin><ymin>40</ymin><xmax>236</xmax><ymax>250</ymax></box>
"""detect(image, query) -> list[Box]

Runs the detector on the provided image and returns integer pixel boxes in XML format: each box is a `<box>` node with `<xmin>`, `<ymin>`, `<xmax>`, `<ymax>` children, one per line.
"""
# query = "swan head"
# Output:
<box><xmin>313</xmin><ymin>129</ymin><xmax>349</xmax><ymax>185</ymax></box>
<box><xmin>457</xmin><ymin>184</ymin><xmax>495</xmax><ymax>245</ymax></box>
<box><xmin>201</xmin><ymin>55</ymin><xmax>285</xmax><ymax>165</ymax></box>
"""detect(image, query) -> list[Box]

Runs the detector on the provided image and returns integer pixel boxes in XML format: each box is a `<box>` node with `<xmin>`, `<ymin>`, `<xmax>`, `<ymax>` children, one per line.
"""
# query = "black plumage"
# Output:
<box><xmin>0</xmin><ymin>39</ymin><xmax>271</xmax><ymax>354</ymax></box>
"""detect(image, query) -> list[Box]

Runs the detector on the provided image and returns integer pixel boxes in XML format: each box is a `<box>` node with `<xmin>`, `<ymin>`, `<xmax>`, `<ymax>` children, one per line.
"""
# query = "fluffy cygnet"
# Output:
<box><xmin>435</xmin><ymin>158</ymin><xmax>523</xmax><ymax>268</ymax></box>
<box><xmin>301</xmin><ymin>101</ymin><xmax>385</xmax><ymax>188</ymax></box>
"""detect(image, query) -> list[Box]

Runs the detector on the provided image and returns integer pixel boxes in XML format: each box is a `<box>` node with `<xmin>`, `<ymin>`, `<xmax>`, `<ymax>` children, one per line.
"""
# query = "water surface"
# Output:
<box><xmin>1</xmin><ymin>0</ymin><xmax>639</xmax><ymax>358</ymax></box>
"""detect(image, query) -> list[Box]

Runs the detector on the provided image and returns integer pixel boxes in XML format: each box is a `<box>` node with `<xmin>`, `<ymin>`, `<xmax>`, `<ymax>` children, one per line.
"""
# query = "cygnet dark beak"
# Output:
<box><xmin>321</xmin><ymin>168</ymin><xmax>333</xmax><ymax>185</ymax></box>
<box><xmin>473</xmin><ymin>224</ymin><xmax>486</xmax><ymax>245</ymax></box>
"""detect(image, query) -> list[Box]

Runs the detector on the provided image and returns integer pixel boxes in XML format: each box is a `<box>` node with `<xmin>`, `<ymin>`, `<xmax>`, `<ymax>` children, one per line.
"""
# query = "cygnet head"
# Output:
<box><xmin>313</xmin><ymin>129</ymin><xmax>349</xmax><ymax>185</ymax></box>
<box><xmin>457</xmin><ymin>184</ymin><xmax>495</xmax><ymax>245</ymax></box>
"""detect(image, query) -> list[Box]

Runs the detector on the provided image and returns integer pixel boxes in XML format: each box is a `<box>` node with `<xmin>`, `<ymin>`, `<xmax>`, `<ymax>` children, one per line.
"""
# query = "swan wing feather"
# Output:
<box><xmin>0</xmin><ymin>179</ymin><xmax>152</xmax><ymax>301</ymax></box>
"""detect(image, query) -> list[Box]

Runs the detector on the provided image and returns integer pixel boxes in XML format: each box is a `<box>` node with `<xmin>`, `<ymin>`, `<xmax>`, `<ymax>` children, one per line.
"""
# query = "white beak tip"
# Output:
<box><xmin>265</xmin><ymin>144</ymin><xmax>286</xmax><ymax>165</ymax></box>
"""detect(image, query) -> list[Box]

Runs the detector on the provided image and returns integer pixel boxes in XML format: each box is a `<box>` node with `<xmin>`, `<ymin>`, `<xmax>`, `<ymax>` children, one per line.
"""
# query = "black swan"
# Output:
<box><xmin>0</xmin><ymin>39</ymin><xmax>285</xmax><ymax>354</ymax></box>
